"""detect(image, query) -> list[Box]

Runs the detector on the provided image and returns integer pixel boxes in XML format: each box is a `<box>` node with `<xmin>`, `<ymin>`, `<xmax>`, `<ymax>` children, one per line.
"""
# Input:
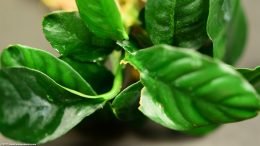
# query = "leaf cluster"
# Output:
<box><xmin>0</xmin><ymin>0</ymin><xmax>259</xmax><ymax>143</ymax></box>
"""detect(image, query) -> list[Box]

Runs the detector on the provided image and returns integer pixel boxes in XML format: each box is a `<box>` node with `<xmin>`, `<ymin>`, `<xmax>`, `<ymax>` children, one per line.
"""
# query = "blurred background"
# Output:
<box><xmin>0</xmin><ymin>0</ymin><xmax>260</xmax><ymax>146</ymax></box>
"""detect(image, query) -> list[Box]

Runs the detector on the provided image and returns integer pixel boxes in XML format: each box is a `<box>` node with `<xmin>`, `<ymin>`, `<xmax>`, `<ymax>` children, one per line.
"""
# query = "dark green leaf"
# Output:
<box><xmin>0</xmin><ymin>67</ymin><xmax>104</xmax><ymax>143</ymax></box>
<box><xmin>76</xmin><ymin>0</ymin><xmax>128</xmax><ymax>40</ymax></box>
<box><xmin>0</xmin><ymin>45</ymin><xmax>96</xmax><ymax>95</ymax></box>
<box><xmin>126</xmin><ymin>45</ymin><xmax>260</xmax><ymax>131</ymax></box>
<box><xmin>61</xmin><ymin>57</ymin><xmax>114</xmax><ymax>94</ymax></box>
<box><xmin>145</xmin><ymin>0</ymin><xmax>209</xmax><ymax>48</ymax></box>
<box><xmin>207</xmin><ymin>0</ymin><xmax>247</xmax><ymax>64</ymax></box>
<box><xmin>238</xmin><ymin>67</ymin><xmax>260</xmax><ymax>94</ymax></box>
<box><xmin>112</xmin><ymin>81</ymin><xmax>143</xmax><ymax>121</ymax></box>
<box><xmin>42</xmin><ymin>11</ymin><xmax>115</xmax><ymax>62</ymax></box>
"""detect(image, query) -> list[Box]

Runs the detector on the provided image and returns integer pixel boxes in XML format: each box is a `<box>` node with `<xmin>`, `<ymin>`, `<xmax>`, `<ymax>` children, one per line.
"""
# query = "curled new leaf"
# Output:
<box><xmin>0</xmin><ymin>45</ymin><xmax>96</xmax><ymax>95</ymax></box>
<box><xmin>42</xmin><ymin>11</ymin><xmax>115</xmax><ymax>62</ymax></box>
<box><xmin>112</xmin><ymin>81</ymin><xmax>143</xmax><ymax>121</ymax></box>
<box><xmin>145</xmin><ymin>0</ymin><xmax>209</xmax><ymax>48</ymax></box>
<box><xmin>76</xmin><ymin>0</ymin><xmax>128</xmax><ymax>40</ymax></box>
<box><xmin>0</xmin><ymin>67</ymin><xmax>104</xmax><ymax>143</ymax></box>
<box><xmin>126</xmin><ymin>45</ymin><xmax>260</xmax><ymax>131</ymax></box>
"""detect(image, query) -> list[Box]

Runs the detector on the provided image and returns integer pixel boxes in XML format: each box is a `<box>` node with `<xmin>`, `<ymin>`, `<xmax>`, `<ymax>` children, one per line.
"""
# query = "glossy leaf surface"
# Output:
<box><xmin>0</xmin><ymin>45</ymin><xmax>96</xmax><ymax>95</ymax></box>
<box><xmin>76</xmin><ymin>0</ymin><xmax>128</xmax><ymax>40</ymax></box>
<box><xmin>126</xmin><ymin>45</ymin><xmax>260</xmax><ymax>130</ymax></box>
<box><xmin>145</xmin><ymin>0</ymin><xmax>209</xmax><ymax>48</ymax></box>
<box><xmin>207</xmin><ymin>0</ymin><xmax>247</xmax><ymax>64</ymax></box>
<box><xmin>43</xmin><ymin>11</ymin><xmax>115</xmax><ymax>62</ymax></box>
<box><xmin>61</xmin><ymin>57</ymin><xmax>114</xmax><ymax>94</ymax></box>
<box><xmin>0</xmin><ymin>67</ymin><xmax>104</xmax><ymax>143</ymax></box>
<box><xmin>238</xmin><ymin>67</ymin><xmax>260</xmax><ymax>94</ymax></box>
<box><xmin>112</xmin><ymin>81</ymin><xmax>143</xmax><ymax>121</ymax></box>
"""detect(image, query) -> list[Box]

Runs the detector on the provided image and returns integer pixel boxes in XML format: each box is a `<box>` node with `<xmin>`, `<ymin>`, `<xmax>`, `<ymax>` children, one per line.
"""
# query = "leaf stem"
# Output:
<box><xmin>117</xmin><ymin>40</ymin><xmax>138</xmax><ymax>54</ymax></box>
<box><xmin>65</xmin><ymin>64</ymin><xmax>123</xmax><ymax>100</ymax></box>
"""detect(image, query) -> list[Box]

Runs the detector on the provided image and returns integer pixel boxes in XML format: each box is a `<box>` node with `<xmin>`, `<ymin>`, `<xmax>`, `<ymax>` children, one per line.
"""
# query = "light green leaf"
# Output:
<box><xmin>126</xmin><ymin>45</ymin><xmax>260</xmax><ymax>131</ymax></box>
<box><xmin>42</xmin><ymin>11</ymin><xmax>115</xmax><ymax>62</ymax></box>
<box><xmin>0</xmin><ymin>45</ymin><xmax>96</xmax><ymax>95</ymax></box>
<box><xmin>145</xmin><ymin>0</ymin><xmax>209</xmax><ymax>48</ymax></box>
<box><xmin>76</xmin><ymin>0</ymin><xmax>128</xmax><ymax>40</ymax></box>
<box><xmin>207</xmin><ymin>0</ymin><xmax>247</xmax><ymax>64</ymax></box>
<box><xmin>0</xmin><ymin>67</ymin><xmax>104</xmax><ymax>144</ymax></box>
<box><xmin>238</xmin><ymin>66</ymin><xmax>260</xmax><ymax>94</ymax></box>
<box><xmin>112</xmin><ymin>81</ymin><xmax>143</xmax><ymax>121</ymax></box>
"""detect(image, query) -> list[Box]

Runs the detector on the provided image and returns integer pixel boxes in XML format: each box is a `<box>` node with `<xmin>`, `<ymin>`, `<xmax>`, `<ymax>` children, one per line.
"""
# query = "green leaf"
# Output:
<box><xmin>207</xmin><ymin>0</ymin><xmax>247</xmax><ymax>64</ymax></box>
<box><xmin>112</xmin><ymin>81</ymin><xmax>143</xmax><ymax>121</ymax></box>
<box><xmin>126</xmin><ymin>45</ymin><xmax>260</xmax><ymax>131</ymax></box>
<box><xmin>42</xmin><ymin>11</ymin><xmax>115</xmax><ymax>62</ymax></box>
<box><xmin>0</xmin><ymin>67</ymin><xmax>104</xmax><ymax>143</ymax></box>
<box><xmin>61</xmin><ymin>57</ymin><xmax>114</xmax><ymax>94</ymax></box>
<box><xmin>0</xmin><ymin>45</ymin><xmax>96</xmax><ymax>96</ymax></box>
<box><xmin>145</xmin><ymin>0</ymin><xmax>209</xmax><ymax>48</ymax></box>
<box><xmin>238</xmin><ymin>67</ymin><xmax>260</xmax><ymax>94</ymax></box>
<box><xmin>76</xmin><ymin>0</ymin><xmax>128</xmax><ymax>40</ymax></box>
